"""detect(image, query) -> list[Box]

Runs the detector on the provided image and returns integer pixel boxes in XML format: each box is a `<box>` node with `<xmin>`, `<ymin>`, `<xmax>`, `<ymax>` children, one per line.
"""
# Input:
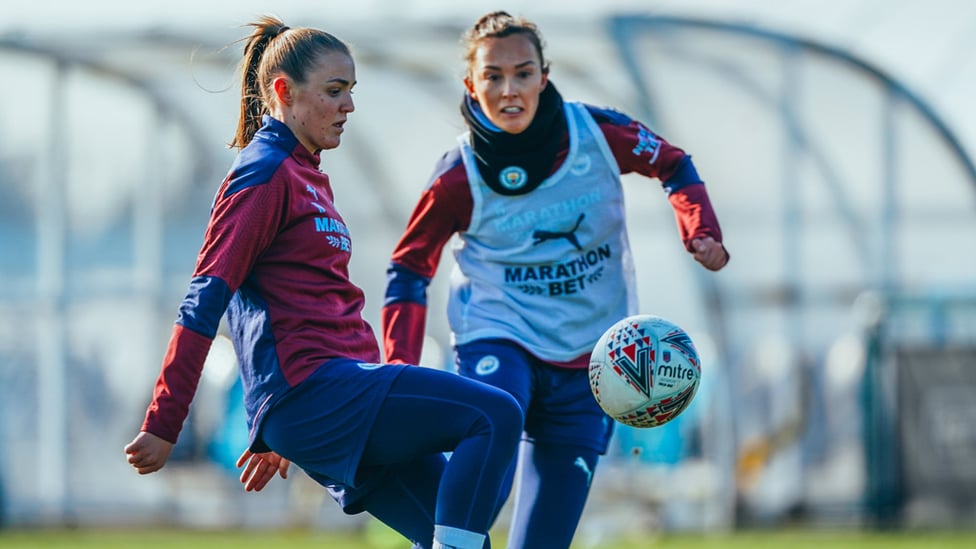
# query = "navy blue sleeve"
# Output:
<box><xmin>176</xmin><ymin>275</ymin><xmax>235</xmax><ymax>338</ymax></box>
<box><xmin>384</xmin><ymin>263</ymin><xmax>432</xmax><ymax>306</ymax></box>
<box><xmin>661</xmin><ymin>155</ymin><xmax>704</xmax><ymax>195</ymax></box>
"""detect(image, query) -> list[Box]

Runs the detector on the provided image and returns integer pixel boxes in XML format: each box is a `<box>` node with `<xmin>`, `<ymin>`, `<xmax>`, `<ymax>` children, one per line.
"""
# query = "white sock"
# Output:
<box><xmin>432</xmin><ymin>524</ymin><xmax>485</xmax><ymax>549</ymax></box>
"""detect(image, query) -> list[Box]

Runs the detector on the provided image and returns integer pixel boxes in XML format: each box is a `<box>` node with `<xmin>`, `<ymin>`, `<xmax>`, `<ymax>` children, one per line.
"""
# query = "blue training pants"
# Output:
<box><xmin>262</xmin><ymin>363</ymin><xmax>523</xmax><ymax>549</ymax></box>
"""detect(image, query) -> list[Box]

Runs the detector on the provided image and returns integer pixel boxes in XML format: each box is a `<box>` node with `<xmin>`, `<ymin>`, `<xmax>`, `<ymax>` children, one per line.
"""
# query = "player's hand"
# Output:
<box><xmin>691</xmin><ymin>237</ymin><xmax>729</xmax><ymax>271</ymax></box>
<box><xmin>124</xmin><ymin>431</ymin><xmax>175</xmax><ymax>475</ymax></box>
<box><xmin>236</xmin><ymin>449</ymin><xmax>291</xmax><ymax>492</ymax></box>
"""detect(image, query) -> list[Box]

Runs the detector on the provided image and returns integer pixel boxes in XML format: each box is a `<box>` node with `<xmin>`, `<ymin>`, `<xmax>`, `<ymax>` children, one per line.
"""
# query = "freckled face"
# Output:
<box><xmin>465</xmin><ymin>34</ymin><xmax>548</xmax><ymax>135</ymax></box>
<box><xmin>284</xmin><ymin>51</ymin><xmax>356</xmax><ymax>153</ymax></box>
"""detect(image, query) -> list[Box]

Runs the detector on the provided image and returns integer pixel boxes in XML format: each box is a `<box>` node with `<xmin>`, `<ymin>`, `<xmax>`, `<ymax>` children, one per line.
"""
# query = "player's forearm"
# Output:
<box><xmin>668</xmin><ymin>183</ymin><xmax>724</xmax><ymax>252</ymax></box>
<box><xmin>381</xmin><ymin>301</ymin><xmax>428</xmax><ymax>365</ymax></box>
<box><xmin>140</xmin><ymin>324</ymin><xmax>212</xmax><ymax>443</ymax></box>
<box><xmin>382</xmin><ymin>263</ymin><xmax>432</xmax><ymax>365</ymax></box>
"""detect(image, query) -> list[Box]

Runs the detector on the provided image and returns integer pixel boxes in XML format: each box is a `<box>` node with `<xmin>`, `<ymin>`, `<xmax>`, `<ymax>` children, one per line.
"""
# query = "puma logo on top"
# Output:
<box><xmin>532</xmin><ymin>214</ymin><xmax>585</xmax><ymax>250</ymax></box>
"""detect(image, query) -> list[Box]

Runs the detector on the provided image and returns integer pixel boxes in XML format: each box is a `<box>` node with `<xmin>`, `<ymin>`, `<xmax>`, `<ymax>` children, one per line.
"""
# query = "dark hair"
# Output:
<box><xmin>461</xmin><ymin>11</ymin><xmax>549</xmax><ymax>76</ymax></box>
<box><xmin>231</xmin><ymin>15</ymin><xmax>351</xmax><ymax>148</ymax></box>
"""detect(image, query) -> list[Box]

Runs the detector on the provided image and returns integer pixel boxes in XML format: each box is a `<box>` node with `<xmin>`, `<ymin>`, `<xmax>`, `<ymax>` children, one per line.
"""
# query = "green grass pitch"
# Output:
<box><xmin>1</xmin><ymin>525</ymin><xmax>975</xmax><ymax>549</ymax></box>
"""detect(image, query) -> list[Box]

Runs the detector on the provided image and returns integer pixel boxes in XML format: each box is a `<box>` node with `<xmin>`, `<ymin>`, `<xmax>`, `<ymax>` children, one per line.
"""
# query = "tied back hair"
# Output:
<box><xmin>231</xmin><ymin>15</ymin><xmax>351</xmax><ymax>149</ymax></box>
<box><xmin>461</xmin><ymin>11</ymin><xmax>549</xmax><ymax>76</ymax></box>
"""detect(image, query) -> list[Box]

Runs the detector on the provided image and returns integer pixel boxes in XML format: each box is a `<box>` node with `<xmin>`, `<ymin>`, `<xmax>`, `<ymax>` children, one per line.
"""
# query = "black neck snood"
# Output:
<box><xmin>460</xmin><ymin>82</ymin><xmax>566</xmax><ymax>195</ymax></box>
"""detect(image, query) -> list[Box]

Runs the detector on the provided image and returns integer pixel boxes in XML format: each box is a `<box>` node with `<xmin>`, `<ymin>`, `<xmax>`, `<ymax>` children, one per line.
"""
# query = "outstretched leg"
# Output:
<box><xmin>351</xmin><ymin>453</ymin><xmax>446</xmax><ymax>548</ymax></box>
<box><xmin>507</xmin><ymin>442</ymin><xmax>601</xmax><ymax>549</ymax></box>
<box><xmin>359</xmin><ymin>366</ymin><xmax>523</xmax><ymax>548</ymax></box>
<box><xmin>262</xmin><ymin>362</ymin><xmax>522</xmax><ymax>549</ymax></box>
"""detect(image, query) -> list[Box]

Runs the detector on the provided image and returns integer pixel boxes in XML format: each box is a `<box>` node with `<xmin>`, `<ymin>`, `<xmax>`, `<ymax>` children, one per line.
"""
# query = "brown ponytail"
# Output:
<box><xmin>230</xmin><ymin>16</ymin><xmax>351</xmax><ymax>149</ymax></box>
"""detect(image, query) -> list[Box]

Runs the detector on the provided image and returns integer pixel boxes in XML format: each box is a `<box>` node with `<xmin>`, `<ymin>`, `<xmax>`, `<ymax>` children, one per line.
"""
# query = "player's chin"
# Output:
<box><xmin>319</xmin><ymin>136</ymin><xmax>342</xmax><ymax>150</ymax></box>
<box><xmin>499</xmin><ymin>119</ymin><xmax>531</xmax><ymax>135</ymax></box>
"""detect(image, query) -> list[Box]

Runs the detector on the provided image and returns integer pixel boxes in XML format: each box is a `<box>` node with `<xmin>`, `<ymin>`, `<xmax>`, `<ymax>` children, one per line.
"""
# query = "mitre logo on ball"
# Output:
<box><xmin>589</xmin><ymin>314</ymin><xmax>701</xmax><ymax>428</ymax></box>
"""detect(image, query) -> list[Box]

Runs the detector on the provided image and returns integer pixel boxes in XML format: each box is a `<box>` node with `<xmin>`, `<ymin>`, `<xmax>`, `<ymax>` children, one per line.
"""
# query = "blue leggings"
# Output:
<box><xmin>267</xmin><ymin>365</ymin><xmax>523</xmax><ymax>549</ymax></box>
<box><xmin>456</xmin><ymin>339</ymin><xmax>614</xmax><ymax>549</ymax></box>
<box><xmin>506</xmin><ymin>442</ymin><xmax>600</xmax><ymax>549</ymax></box>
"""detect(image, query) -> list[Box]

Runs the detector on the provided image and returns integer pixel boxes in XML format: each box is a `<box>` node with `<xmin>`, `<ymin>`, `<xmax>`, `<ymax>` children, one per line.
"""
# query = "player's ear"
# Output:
<box><xmin>272</xmin><ymin>76</ymin><xmax>292</xmax><ymax>106</ymax></box>
<box><xmin>463</xmin><ymin>76</ymin><xmax>476</xmax><ymax>97</ymax></box>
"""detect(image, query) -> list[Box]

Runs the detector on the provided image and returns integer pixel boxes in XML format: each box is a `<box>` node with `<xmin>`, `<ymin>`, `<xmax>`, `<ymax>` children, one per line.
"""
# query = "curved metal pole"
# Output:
<box><xmin>607</xmin><ymin>15</ymin><xmax>976</xmax><ymax>193</ymax></box>
<box><xmin>0</xmin><ymin>39</ymin><xmax>214</xmax><ymax>190</ymax></box>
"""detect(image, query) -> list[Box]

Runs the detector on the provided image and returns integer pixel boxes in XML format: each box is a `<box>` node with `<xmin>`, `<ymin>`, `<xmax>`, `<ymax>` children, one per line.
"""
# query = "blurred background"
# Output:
<box><xmin>1</xmin><ymin>0</ymin><xmax>974</xmax><ymax>543</ymax></box>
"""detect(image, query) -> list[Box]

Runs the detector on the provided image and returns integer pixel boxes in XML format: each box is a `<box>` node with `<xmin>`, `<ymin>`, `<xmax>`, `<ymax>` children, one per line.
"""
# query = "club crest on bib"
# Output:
<box><xmin>570</xmin><ymin>153</ymin><xmax>592</xmax><ymax>176</ymax></box>
<box><xmin>475</xmin><ymin>355</ymin><xmax>501</xmax><ymax>376</ymax></box>
<box><xmin>499</xmin><ymin>166</ymin><xmax>528</xmax><ymax>190</ymax></box>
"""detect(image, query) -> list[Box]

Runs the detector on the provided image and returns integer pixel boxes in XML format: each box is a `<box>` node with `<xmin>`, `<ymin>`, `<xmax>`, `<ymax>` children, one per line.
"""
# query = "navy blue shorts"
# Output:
<box><xmin>455</xmin><ymin>338</ymin><xmax>615</xmax><ymax>454</ymax></box>
<box><xmin>258</xmin><ymin>358</ymin><xmax>405</xmax><ymax>494</ymax></box>
<box><xmin>258</xmin><ymin>356</ymin><xmax>523</xmax><ymax>524</ymax></box>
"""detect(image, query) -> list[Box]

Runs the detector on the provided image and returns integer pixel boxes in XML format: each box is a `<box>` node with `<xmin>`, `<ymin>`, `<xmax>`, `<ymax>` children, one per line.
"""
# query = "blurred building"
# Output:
<box><xmin>1</xmin><ymin>2</ymin><xmax>974</xmax><ymax>536</ymax></box>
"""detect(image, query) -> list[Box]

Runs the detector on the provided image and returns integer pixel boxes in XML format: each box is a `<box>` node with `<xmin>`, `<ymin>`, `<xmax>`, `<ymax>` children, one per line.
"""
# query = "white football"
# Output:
<box><xmin>589</xmin><ymin>314</ymin><xmax>701</xmax><ymax>428</ymax></box>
